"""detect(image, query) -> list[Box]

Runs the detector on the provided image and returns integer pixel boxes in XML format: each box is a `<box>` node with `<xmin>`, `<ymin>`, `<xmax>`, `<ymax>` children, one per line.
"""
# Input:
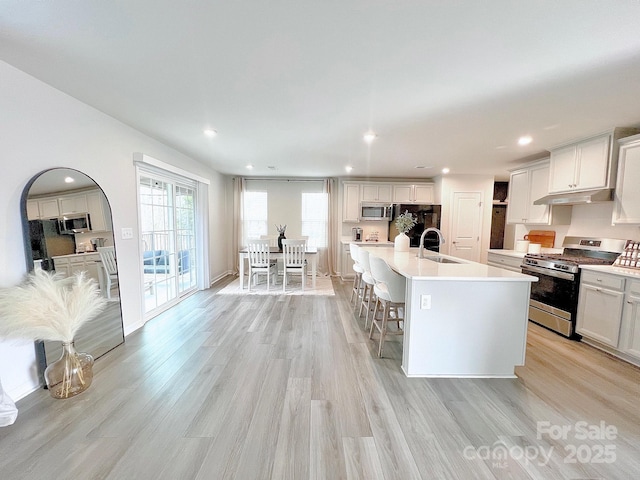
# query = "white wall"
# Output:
<box><xmin>0</xmin><ymin>60</ymin><xmax>230</xmax><ymax>400</ymax></box>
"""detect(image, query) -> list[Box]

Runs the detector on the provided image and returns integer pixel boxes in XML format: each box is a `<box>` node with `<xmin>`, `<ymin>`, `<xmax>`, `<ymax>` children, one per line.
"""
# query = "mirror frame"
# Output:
<box><xmin>20</xmin><ymin>167</ymin><xmax>124</xmax><ymax>385</ymax></box>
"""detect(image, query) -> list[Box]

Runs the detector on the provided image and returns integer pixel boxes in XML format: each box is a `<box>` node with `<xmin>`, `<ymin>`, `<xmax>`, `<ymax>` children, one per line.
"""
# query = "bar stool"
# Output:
<box><xmin>349</xmin><ymin>243</ymin><xmax>364</xmax><ymax>307</ymax></box>
<box><xmin>368</xmin><ymin>255</ymin><xmax>406</xmax><ymax>357</ymax></box>
<box><xmin>358</xmin><ymin>248</ymin><xmax>376</xmax><ymax>329</ymax></box>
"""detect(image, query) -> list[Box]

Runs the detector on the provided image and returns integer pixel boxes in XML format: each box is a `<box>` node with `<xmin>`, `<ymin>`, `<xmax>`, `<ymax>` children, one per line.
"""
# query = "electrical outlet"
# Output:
<box><xmin>420</xmin><ymin>294</ymin><xmax>431</xmax><ymax>310</ymax></box>
<box><xmin>121</xmin><ymin>227</ymin><xmax>134</xmax><ymax>239</ymax></box>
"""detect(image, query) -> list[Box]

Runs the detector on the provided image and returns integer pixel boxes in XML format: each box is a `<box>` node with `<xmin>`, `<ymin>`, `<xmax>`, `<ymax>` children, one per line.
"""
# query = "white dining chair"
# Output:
<box><xmin>282</xmin><ymin>239</ymin><xmax>307</xmax><ymax>292</ymax></box>
<box><xmin>97</xmin><ymin>246</ymin><xmax>118</xmax><ymax>299</ymax></box>
<box><xmin>247</xmin><ymin>239</ymin><xmax>277</xmax><ymax>291</ymax></box>
<box><xmin>368</xmin><ymin>255</ymin><xmax>406</xmax><ymax>357</ymax></box>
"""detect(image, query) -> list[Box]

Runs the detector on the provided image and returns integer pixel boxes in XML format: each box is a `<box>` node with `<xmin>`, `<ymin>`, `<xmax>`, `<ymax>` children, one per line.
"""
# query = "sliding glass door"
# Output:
<box><xmin>139</xmin><ymin>173</ymin><xmax>197</xmax><ymax>315</ymax></box>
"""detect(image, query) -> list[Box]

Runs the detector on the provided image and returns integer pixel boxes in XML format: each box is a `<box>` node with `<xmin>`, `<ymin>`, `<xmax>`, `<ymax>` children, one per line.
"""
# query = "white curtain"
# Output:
<box><xmin>324</xmin><ymin>178</ymin><xmax>337</xmax><ymax>276</ymax></box>
<box><xmin>232</xmin><ymin>177</ymin><xmax>246</xmax><ymax>275</ymax></box>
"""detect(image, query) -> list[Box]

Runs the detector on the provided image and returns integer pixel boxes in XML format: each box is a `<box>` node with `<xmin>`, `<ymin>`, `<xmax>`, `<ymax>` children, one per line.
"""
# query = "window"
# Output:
<box><xmin>301</xmin><ymin>192</ymin><xmax>328</xmax><ymax>247</ymax></box>
<box><xmin>243</xmin><ymin>190</ymin><xmax>267</xmax><ymax>243</ymax></box>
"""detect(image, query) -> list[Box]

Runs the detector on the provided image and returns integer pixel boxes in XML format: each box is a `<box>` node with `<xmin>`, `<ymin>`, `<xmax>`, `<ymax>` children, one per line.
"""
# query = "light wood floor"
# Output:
<box><xmin>2</xmin><ymin>276</ymin><xmax>640</xmax><ymax>480</ymax></box>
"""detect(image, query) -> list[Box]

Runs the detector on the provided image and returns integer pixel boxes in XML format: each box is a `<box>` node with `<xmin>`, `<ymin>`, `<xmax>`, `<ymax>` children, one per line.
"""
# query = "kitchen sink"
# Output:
<box><xmin>417</xmin><ymin>255</ymin><xmax>461</xmax><ymax>264</ymax></box>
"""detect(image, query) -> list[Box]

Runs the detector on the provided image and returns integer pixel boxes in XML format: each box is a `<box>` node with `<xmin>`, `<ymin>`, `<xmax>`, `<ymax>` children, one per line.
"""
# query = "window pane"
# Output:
<box><xmin>301</xmin><ymin>192</ymin><xmax>328</xmax><ymax>247</ymax></box>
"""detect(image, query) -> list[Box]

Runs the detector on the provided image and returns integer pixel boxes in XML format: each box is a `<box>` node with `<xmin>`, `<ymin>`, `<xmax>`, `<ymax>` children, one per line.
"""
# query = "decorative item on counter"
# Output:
<box><xmin>394</xmin><ymin>210</ymin><xmax>417</xmax><ymax>252</ymax></box>
<box><xmin>527</xmin><ymin>243</ymin><xmax>542</xmax><ymax>254</ymax></box>
<box><xmin>276</xmin><ymin>224</ymin><xmax>286</xmax><ymax>251</ymax></box>
<box><xmin>515</xmin><ymin>240</ymin><xmax>530</xmax><ymax>252</ymax></box>
<box><xmin>613</xmin><ymin>240</ymin><xmax>640</xmax><ymax>269</ymax></box>
<box><xmin>0</xmin><ymin>270</ymin><xmax>107</xmax><ymax>399</ymax></box>
<box><xmin>367</xmin><ymin>231</ymin><xmax>379</xmax><ymax>242</ymax></box>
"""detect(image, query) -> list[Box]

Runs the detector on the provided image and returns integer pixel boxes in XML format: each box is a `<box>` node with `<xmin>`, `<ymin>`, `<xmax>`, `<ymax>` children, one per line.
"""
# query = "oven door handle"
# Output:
<box><xmin>521</xmin><ymin>265</ymin><xmax>575</xmax><ymax>281</ymax></box>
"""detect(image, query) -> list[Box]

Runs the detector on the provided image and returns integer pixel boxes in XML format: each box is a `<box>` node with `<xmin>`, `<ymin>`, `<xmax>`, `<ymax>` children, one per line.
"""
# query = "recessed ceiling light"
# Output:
<box><xmin>441</xmin><ymin>167</ymin><xmax>450</xmax><ymax>174</ymax></box>
<box><xmin>246</xmin><ymin>164</ymin><xmax>254</xmax><ymax>170</ymax></box>
<box><xmin>64</xmin><ymin>176</ymin><xmax>75</xmax><ymax>183</ymax></box>
<box><xmin>203</xmin><ymin>128</ymin><xmax>217</xmax><ymax>137</ymax></box>
<box><xmin>518</xmin><ymin>135</ymin><xmax>532</xmax><ymax>146</ymax></box>
<box><xmin>363</xmin><ymin>131</ymin><xmax>377</xmax><ymax>143</ymax></box>
<box><xmin>345</xmin><ymin>166</ymin><xmax>353</xmax><ymax>173</ymax></box>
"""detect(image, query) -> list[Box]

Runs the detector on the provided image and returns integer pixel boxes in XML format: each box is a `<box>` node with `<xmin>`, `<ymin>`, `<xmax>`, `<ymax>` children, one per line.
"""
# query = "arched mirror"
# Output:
<box><xmin>20</xmin><ymin>168</ymin><xmax>124</xmax><ymax>381</ymax></box>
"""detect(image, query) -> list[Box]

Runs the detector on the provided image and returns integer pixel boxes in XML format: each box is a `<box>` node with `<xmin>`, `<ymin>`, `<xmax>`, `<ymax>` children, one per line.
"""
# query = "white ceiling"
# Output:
<box><xmin>3</xmin><ymin>1</ymin><xmax>640</xmax><ymax>181</ymax></box>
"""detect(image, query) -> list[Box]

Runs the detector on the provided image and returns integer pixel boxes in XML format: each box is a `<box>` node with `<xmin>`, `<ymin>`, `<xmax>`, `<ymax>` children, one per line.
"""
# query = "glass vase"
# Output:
<box><xmin>44</xmin><ymin>342</ymin><xmax>94</xmax><ymax>399</ymax></box>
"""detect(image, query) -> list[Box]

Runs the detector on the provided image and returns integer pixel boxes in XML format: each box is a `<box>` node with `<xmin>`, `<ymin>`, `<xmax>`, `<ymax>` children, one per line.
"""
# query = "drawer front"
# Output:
<box><xmin>487</xmin><ymin>253</ymin><xmax>523</xmax><ymax>270</ymax></box>
<box><xmin>581</xmin><ymin>270</ymin><xmax>625</xmax><ymax>291</ymax></box>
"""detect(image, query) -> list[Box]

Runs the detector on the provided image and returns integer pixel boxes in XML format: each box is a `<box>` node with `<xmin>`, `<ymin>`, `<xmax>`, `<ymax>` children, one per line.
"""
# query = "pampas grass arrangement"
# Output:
<box><xmin>0</xmin><ymin>269</ymin><xmax>107</xmax><ymax>398</ymax></box>
<box><xmin>0</xmin><ymin>269</ymin><xmax>107</xmax><ymax>343</ymax></box>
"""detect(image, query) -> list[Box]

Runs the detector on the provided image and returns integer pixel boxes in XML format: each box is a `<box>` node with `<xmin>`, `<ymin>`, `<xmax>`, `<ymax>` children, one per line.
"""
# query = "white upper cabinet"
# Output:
<box><xmin>361</xmin><ymin>184</ymin><xmax>392</xmax><ymax>202</ymax></box>
<box><xmin>38</xmin><ymin>198</ymin><xmax>60</xmax><ymax>219</ymax></box>
<box><xmin>342</xmin><ymin>182</ymin><xmax>361</xmax><ymax>222</ymax></box>
<box><xmin>59</xmin><ymin>193</ymin><xmax>89</xmax><ymax>215</ymax></box>
<box><xmin>26</xmin><ymin>200</ymin><xmax>40</xmax><ymax>220</ymax></box>
<box><xmin>613</xmin><ymin>134</ymin><xmax>640</xmax><ymax>225</ymax></box>
<box><xmin>392</xmin><ymin>183</ymin><xmax>434</xmax><ymax>204</ymax></box>
<box><xmin>549</xmin><ymin>134</ymin><xmax>611</xmax><ymax>193</ymax></box>
<box><xmin>507</xmin><ymin>160</ymin><xmax>570</xmax><ymax>225</ymax></box>
<box><xmin>86</xmin><ymin>190</ymin><xmax>112</xmax><ymax>232</ymax></box>
<box><xmin>548</xmin><ymin>128</ymin><xmax>640</xmax><ymax>194</ymax></box>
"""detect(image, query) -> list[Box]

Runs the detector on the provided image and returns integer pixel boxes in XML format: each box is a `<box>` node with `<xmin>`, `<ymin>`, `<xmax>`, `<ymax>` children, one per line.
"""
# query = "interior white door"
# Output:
<box><xmin>450</xmin><ymin>191</ymin><xmax>482</xmax><ymax>261</ymax></box>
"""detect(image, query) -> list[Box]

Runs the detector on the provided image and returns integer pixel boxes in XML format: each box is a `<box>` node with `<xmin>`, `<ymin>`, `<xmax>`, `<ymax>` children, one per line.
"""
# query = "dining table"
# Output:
<box><xmin>238</xmin><ymin>246</ymin><xmax>318</xmax><ymax>289</ymax></box>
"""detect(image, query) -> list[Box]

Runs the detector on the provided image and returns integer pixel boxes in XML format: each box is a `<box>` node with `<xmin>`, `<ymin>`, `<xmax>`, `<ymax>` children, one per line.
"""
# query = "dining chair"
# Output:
<box><xmin>357</xmin><ymin>248</ymin><xmax>376</xmax><ymax>329</ymax></box>
<box><xmin>368</xmin><ymin>255</ymin><xmax>406</xmax><ymax>357</ymax></box>
<box><xmin>282</xmin><ymin>239</ymin><xmax>307</xmax><ymax>292</ymax></box>
<box><xmin>349</xmin><ymin>243</ymin><xmax>364</xmax><ymax>308</ymax></box>
<box><xmin>247</xmin><ymin>239</ymin><xmax>278</xmax><ymax>291</ymax></box>
<box><xmin>97</xmin><ymin>246</ymin><xmax>119</xmax><ymax>299</ymax></box>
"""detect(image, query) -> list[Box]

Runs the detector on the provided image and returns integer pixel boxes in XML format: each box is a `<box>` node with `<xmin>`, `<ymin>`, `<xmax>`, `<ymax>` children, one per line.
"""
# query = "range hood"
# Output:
<box><xmin>533</xmin><ymin>188</ymin><xmax>614</xmax><ymax>206</ymax></box>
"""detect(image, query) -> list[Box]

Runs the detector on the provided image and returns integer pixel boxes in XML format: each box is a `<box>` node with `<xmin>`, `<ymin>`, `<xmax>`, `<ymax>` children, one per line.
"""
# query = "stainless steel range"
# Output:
<box><xmin>521</xmin><ymin>236</ymin><xmax>626</xmax><ymax>338</ymax></box>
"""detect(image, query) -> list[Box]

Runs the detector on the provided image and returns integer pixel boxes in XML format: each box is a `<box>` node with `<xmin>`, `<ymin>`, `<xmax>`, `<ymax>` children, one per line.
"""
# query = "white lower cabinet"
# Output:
<box><xmin>52</xmin><ymin>253</ymin><xmax>101</xmax><ymax>284</ymax></box>
<box><xmin>577</xmin><ymin>270</ymin><xmax>640</xmax><ymax>365</ymax></box>
<box><xmin>620</xmin><ymin>280</ymin><xmax>640</xmax><ymax>360</ymax></box>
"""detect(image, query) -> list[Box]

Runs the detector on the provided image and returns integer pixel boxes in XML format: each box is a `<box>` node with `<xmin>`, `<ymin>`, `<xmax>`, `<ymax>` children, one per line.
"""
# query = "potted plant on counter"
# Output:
<box><xmin>0</xmin><ymin>270</ymin><xmax>106</xmax><ymax>399</ymax></box>
<box><xmin>394</xmin><ymin>210</ymin><xmax>417</xmax><ymax>252</ymax></box>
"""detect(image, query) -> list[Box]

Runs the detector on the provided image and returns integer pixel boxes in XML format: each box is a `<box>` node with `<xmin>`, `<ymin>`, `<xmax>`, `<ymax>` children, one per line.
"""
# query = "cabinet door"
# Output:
<box><xmin>413</xmin><ymin>184</ymin><xmax>433</xmax><ymax>204</ymax></box>
<box><xmin>549</xmin><ymin>145</ymin><xmax>577</xmax><ymax>193</ymax></box>
<box><xmin>341</xmin><ymin>245</ymin><xmax>355</xmax><ymax>279</ymax></box>
<box><xmin>59</xmin><ymin>194</ymin><xmax>88</xmax><ymax>215</ymax></box>
<box><xmin>39</xmin><ymin>198</ymin><xmax>60</xmax><ymax>219</ymax></box>
<box><xmin>576</xmin><ymin>284</ymin><xmax>624</xmax><ymax>347</ymax></box>
<box><xmin>621</xmin><ymin>291</ymin><xmax>640</xmax><ymax>360</ymax></box>
<box><xmin>392</xmin><ymin>185</ymin><xmax>412</xmax><ymax>203</ymax></box>
<box><xmin>613</xmin><ymin>138</ymin><xmax>640</xmax><ymax>224</ymax></box>
<box><xmin>575</xmin><ymin>135</ymin><xmax>610</xmax><ymax>190</ymax></box>
<box><xmin>526</xmin><ymin>164</ymin><xmax>551</xmax><ymax>224</ymax></box>
<box><xmin>342</xmin><ymin>183</ymin><xmax>360</xmax><ymax>222</ymax></box>
<box><xmin>52</xmin><ymin>258</ymin><xmax>70</xmax><ymax>277</ymax></box>
<box><xmin>86</xmin><ymin>191</ymin><xmax>109</xmax><ymax>231</ymax></box>
<box><xmin>26</xmin><ymin>200</ymin><xmax>40</xmax><ymax>220</ymax></box>
<box><xmin>506</xmin><ymin>169</ymin><xmax>529</xmax><ymax>224</ymax></box>
<box><xmin>361</xmin><ymin>184</ymin><xmax>392</xmax><ymax>202</ymax></box>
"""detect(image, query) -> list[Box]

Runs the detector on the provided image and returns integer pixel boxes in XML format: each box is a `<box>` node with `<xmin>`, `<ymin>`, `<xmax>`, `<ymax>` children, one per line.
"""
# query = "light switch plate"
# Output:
<box><xmin>421</xmin><ymin>294</ymin><xmax>431</xmax><ymax>310</ymax></box>
<box><xmin>121</xmin><ymin>227</ymin><xmax>134</xmax><ymax>239</ymax></box>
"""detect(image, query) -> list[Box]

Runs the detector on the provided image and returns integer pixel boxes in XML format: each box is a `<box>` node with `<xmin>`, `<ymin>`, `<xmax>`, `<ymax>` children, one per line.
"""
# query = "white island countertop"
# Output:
<box><xmin>359</xmin><ymin>246</ymin><xmax>535</xmax><ymax>378</ymax></box>
<box><xmin>363</xmin><ymin>247</ymin><xmax>536</xmax><ymax>282</ymax></box>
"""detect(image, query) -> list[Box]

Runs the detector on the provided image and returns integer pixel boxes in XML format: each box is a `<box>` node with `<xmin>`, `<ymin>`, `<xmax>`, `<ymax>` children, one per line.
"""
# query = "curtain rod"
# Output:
<box><xmin>235</xmin><ymin>177</ymin><xmax>333</xmax><ymax>182</ymax></box>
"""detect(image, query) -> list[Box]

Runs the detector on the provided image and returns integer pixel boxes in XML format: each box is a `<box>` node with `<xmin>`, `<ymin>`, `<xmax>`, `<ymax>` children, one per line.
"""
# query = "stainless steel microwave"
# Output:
<box><xmin>59</xmin><ymin>213</ymin><xmax>91</xmax><ymax>234</ymax></box>
<box><xmin>360</xmin><ymin>203</ymin><xmax>392</xmax><ymax>221</ymax></box>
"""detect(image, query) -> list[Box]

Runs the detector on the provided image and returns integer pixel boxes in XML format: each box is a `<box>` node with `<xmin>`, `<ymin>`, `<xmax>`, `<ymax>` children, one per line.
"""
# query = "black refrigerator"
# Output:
<box><xmin>28</xmin><ymin>219</ymin><xmax>76</xmax><ymax>271</ymax></box>
<box><xmin>389</xmin><ymin>204</ymin><xmax>442</xmax><ymax>251</ymax></box>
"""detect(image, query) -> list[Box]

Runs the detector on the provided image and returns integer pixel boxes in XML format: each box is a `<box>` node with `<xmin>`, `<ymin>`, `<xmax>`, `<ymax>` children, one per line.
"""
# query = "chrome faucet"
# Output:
<box><xmin>419</xmin><ymin>228</ymin><xmax>445</xmax><ymax>258</ymax></box>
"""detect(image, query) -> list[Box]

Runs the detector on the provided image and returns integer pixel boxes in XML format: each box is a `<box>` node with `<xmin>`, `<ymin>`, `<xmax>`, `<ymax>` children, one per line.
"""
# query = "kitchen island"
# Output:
<box><xmin>362</xmin><ymin>247</ymin><xmax>536</xmax><ymax>378</ymax></box>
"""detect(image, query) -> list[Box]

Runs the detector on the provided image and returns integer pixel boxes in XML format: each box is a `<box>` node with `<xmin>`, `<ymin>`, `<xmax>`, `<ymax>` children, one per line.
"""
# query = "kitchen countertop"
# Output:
<box><xmin>341</xmin><ymin>236</ymin><xmax>394</xmax><ymax>246</ymax></box>
<box><xmin>362</xmin><ymin>246</ymin><xmax>536</xmax><ymax>282</ymax></box>
<box><xmin>579</xmin><ymin>264</ymin><xmax>640</xmax><ymax>279</ymax></box>
<box><xmin>487</xmin><ymin>248</ymin><xmax>563</xmax><ymax>258</ymax></box>
<box><xmin>51</xmin><ymin>252</ymin><xmax>100</xmax><ymax>259</ymax></box>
